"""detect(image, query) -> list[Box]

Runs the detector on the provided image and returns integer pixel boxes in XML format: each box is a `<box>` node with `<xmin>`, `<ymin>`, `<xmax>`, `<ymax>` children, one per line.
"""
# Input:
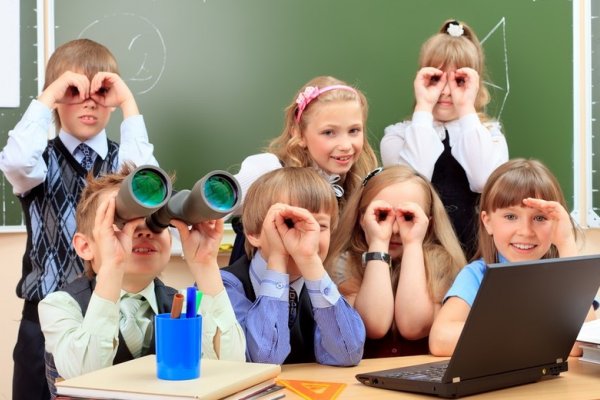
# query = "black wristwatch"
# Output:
<box><xmin>362</xmin><ymin>251</ymin><xmax>391</xmax><ymax>268</ymax></box>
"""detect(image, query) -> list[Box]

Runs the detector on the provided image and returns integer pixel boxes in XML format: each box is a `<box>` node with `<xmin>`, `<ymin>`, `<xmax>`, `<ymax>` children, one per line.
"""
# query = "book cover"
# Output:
<box><xmin>577</xmin><ymin>319</ymin><xmax>600</xmax><ymax>345</ymax></box>
<box><xmin>55</xmin><ymin>355</ymin><xmax>280</xmax><ymax>400</ymax></box>
<box><xmin>579</xmin><ymin>343</ymin><xmax>600</xmax><ymax>365</ymax></box>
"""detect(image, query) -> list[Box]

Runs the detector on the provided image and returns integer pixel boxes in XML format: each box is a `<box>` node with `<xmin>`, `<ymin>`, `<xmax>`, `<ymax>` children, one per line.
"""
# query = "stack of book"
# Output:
<box><xmin>55</xmin><ymin>355</ymin><xmax>281</xmax><ymax>400</ymax></box>
<box><xmin>577</xmin><ymin>319</ymin><xmax>600</xmax><ymax>364</ymax></box>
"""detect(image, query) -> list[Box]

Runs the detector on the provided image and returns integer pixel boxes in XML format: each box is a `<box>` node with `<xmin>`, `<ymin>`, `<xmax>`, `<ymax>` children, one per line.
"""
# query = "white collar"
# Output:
<box><xmin>119</xmin><ymin>280</ymin><xmax>158</xmax><ymax>315</ymax></box>
<box><xmin>59</xmin><ymin>129</ymin><xmax>109</xmax><ymax>159</ymax></box>
<box><xmin>312</xmin><ymin>165</ymin><xmax>344</xmax><ymax>198</ymax></box>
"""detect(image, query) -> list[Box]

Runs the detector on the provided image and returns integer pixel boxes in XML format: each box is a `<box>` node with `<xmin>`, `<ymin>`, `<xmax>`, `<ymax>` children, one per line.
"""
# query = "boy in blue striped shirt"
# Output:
<box><xmin>221</xmin><ymin>167</ymin><xmax>365</xmax><ymax>366</ymax></box>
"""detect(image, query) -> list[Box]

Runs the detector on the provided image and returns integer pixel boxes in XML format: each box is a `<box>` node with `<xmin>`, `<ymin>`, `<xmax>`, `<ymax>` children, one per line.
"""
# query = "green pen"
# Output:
<box><xmin>195</xmin><ymin>290</ymin><xmax>203</xmax><ymax>315</ymax></box>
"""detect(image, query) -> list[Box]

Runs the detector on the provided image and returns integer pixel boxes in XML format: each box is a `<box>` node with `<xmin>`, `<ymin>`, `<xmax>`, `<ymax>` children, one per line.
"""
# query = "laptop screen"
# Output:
<box><xmin>443</xmin><ymin>255</ymin><xmax>600</xmax><ymax>383</ymax></box>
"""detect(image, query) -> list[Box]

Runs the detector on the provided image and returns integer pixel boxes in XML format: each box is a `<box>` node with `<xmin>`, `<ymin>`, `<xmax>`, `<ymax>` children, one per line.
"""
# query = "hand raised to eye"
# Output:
<box><xmin>44</xmin><ymin>71</ymin><xmax>91</xmax><ymax>106</ymax></box>
<box><xmin>447</xmin><ymin>68</ymin><xmax>478</xmax><ymax>116</ymax></box>
<box><xmin>90</xmin><ymin>72</ymin><xmax>134</xmax><ymax>108</ymax></box>
<box><xmin>429</xmin><ymin>74</ymin><xmax>442</xmax><ymax>86</ymax></box>
<box><xmin>394</xmin><ymin>203</ymin><xmax>429</xmax><ymax>245</ymax></box>
<box><xmin>60</xmin><ymin>86</ymin><xmax>84</xmax><ymax>104</ymax></box>
<box><xmin>90</xmin><ymin>73</ymin><xmax>115</xmax><ymax>107</ymax></box>
<box><xmin>414</xmin><ymin>67</ymin><xmax>447</xmax><ymax>112</ymax></box>
<box><xmin>361</xmin><ymin>200</ymin><xmax>394</xmax><ymax>249</ymax></box>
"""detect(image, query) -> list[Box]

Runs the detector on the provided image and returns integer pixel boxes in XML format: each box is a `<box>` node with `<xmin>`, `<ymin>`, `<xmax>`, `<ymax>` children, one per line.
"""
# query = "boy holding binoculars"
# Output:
<box><xmin>39</xmin><ymin>165</ymin><xmax>245</xmax><ymax>397</ymax></box>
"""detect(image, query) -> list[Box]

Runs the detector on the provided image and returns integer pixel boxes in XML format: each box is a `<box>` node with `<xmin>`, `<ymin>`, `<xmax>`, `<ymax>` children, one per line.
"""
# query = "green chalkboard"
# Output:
<box><xmin>3</xmin><ymin>0</ymin><xmax>574</xmax><ymax>227</ymax></box>
<box><xmin>0</xmin><ymin>0</ymin><xmax>38</xmax><ymax>226</ymax></box>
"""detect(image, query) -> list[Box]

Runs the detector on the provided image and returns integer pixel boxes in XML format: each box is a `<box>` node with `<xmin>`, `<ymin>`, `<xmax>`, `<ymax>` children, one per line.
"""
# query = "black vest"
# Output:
<box><xmin>62</xmin><ymin>275</ymin><xmax>178</xmax><ymax>364</ymax></box>
<box><xmin>431</xmin><ymin>132</ymin><xmax>479</xmax><ymax>260</ymax></box>
<box><xmin>222</xmin><ymin>256</ymin><xmax>316</xmax><ymax>364</ymax></box>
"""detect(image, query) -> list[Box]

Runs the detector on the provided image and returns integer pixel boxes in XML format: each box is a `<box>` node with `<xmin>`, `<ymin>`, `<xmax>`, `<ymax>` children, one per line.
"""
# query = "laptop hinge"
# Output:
<box><xmin>452</xmin><ymin>377</ymin><xmax>461</xmax><ymax>383</ymax></box>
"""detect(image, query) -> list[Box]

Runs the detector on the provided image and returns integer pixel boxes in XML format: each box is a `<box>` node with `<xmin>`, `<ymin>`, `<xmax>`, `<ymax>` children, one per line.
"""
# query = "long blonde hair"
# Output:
<box><xmin>418</xmin><ymin>19</ymin><xmax>491</xmax><ymax>120</ymax></box>
<box><xmin>267</xmin><ymin>76</ymin><xmax>378</xmax><ymax>211</ymax></box>
<box><xmin>475</xmin><ymin>159</ymin><xmax>578</xmax><ymax>264</ymax></box>
<box><xmin>326</xmin><ymin>165</ymin><xmax>465</xmax><ymax>302</ymax></box>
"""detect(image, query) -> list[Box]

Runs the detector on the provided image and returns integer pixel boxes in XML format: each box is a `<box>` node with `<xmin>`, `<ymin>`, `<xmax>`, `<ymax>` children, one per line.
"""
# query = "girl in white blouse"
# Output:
<box><xmin>230</xmin><ymin>76</ymin><xmax>377</xmax><ymax>263</ymax></box>
<box><xmin>380</xmin><ymin>19</ymin><xmax>508</xmax><ymax>259</ymax></box>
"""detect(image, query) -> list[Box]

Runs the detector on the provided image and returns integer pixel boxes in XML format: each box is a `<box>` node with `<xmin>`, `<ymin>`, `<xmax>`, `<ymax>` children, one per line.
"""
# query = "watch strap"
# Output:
<box><xmin>362</xmin><ymin>251</ymin><xmax>391</xmax><ymax>268</ymax></box>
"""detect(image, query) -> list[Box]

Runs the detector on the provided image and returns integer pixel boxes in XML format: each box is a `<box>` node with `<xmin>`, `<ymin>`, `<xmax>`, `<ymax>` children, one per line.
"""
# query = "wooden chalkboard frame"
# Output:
<box><xmin>573</xmin><ymin>0</ymin><xmax>600</xmax><ymax>228</ymax></box>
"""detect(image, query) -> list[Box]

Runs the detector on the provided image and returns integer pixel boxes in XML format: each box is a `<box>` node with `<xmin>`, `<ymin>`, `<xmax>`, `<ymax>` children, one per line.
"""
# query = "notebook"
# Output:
<box><xmin>356</xmin><ymin>254</ymin><xmax>600</xmax><ymax>398</ymax></box>
<box><xmin>55</xmin><ymin>355</ymin><xmax>281</xmax><ymax>400</ymax></box>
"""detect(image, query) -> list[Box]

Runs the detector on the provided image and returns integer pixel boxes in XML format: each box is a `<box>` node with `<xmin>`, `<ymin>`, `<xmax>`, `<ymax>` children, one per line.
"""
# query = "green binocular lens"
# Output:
<box><xmin>203</xmin><ymin>175</ymin><xmax>237</xmax><ymax>211</ymax></box>
<box><xmin>131</xmin><ymin>169</ymin><xmax>169</xmax><ymax>207</ymax></box>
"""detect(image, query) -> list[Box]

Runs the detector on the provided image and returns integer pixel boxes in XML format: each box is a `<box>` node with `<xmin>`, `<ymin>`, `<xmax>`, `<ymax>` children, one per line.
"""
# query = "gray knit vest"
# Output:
<box><xmin>18</xmin><ymin>137</ymin><xmax>119</xmax><ymax>301</ymax></box>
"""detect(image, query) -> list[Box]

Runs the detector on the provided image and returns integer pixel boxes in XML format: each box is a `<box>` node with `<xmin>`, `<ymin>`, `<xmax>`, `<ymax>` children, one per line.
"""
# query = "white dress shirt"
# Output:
<box><xmin>39</xmin><ymin>283</ymin><xmax>246</xmax><ymax>379</ymax></box>
<box><xmin>0</xmin><ymin>99</ymin><xmax>158</xmax><ymax>195</ymax></box>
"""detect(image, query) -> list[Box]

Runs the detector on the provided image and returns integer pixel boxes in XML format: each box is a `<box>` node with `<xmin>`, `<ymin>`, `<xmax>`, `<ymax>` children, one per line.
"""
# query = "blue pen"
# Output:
<box><xmin>186</xmin><ymin>286</ymin><xmax>197</xmax><ymax>318</ymax></box>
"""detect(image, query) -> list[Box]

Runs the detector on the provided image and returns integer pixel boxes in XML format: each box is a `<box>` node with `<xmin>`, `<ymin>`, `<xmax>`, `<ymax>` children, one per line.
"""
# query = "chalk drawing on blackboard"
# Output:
<box><xmin>480</xmin><ymin>17</ymin><xmax>509</xmax><ymax>121</ymax></box>
<box><xmin>74</xmin><ymin>13</ymin><xmax>166</xmax><ymax>95</ymax></box>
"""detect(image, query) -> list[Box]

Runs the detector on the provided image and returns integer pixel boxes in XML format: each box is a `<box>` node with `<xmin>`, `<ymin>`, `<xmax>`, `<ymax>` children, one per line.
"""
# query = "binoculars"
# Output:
<box><xmin>114</xmin><ymin>165</ymin><xmax>240</xmax><ymax>232</ymax></box>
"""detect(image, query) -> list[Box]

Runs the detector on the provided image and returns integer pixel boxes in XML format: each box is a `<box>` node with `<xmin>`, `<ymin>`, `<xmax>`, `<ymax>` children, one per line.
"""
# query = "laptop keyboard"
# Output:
<box><xmin>381</xmin><ymin>363</ymin><xmax>448</xmax><ymax>382</ymax></box>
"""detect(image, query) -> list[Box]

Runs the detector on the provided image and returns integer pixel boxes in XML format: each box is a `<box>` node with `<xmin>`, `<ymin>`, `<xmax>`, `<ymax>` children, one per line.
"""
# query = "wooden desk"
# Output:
<box><xmin>279</xmin><ymin>356</ymin><xmax>600</xmax><ymax>399</ymax></box>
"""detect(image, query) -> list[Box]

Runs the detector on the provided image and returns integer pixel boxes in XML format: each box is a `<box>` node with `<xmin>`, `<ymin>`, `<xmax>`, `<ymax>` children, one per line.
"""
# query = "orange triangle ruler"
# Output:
<box><xmin>276</xmin><ymin>379</ymin><xmax>346</xmax><ymax>400</ymax></box>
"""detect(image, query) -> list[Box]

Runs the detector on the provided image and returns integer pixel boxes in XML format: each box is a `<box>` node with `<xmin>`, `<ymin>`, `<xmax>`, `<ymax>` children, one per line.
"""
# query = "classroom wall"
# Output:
<box><xmin>1</xmin><ymin>230</ymin><xmax>600</xmax><ymax>399</ymax></box>
<box><xmin>0</xmin><ymin>234</ymin><xmax>24</xmax><ymax>400</ymax></box>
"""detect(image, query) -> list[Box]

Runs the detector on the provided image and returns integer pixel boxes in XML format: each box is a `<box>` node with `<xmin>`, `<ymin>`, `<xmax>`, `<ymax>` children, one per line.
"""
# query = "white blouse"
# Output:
<box><xmin>380</xmin><ymin>111</ymin><xmax>509</xmax><ymax>193</ymax></box>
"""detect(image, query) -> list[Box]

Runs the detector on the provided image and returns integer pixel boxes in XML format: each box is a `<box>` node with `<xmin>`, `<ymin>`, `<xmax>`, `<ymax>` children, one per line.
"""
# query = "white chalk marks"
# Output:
<box><xmin>481</xmin><ymin>17</ymin><xmax>510</xmax><ymax>121</ymax></box>
<box><xmin>77</xmin><ymin>13</ymin><xmax>166</xmax><ymax>95</ymax></box>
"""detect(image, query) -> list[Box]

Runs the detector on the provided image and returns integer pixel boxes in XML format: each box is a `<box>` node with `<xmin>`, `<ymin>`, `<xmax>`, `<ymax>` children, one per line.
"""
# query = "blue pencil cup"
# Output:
<box><xmin>155</xmin><ymin>313</ymin><xmax>202</xmax><ymax>380</ymax></box>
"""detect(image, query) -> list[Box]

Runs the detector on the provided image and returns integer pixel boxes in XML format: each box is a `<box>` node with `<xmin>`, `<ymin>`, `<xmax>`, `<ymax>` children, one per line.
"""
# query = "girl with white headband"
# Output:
<box><xmin>380</xmin><ymin>19</ymin><xmax>509</xmax><ymax>260</ymax></box>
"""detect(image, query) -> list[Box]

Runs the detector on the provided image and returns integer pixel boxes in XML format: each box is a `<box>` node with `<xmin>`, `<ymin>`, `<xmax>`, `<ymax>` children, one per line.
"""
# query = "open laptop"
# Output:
<box><xmin>356</xmin><ymin>254</ymin><xmax>600</xmax><ymax>398</ymax></box>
